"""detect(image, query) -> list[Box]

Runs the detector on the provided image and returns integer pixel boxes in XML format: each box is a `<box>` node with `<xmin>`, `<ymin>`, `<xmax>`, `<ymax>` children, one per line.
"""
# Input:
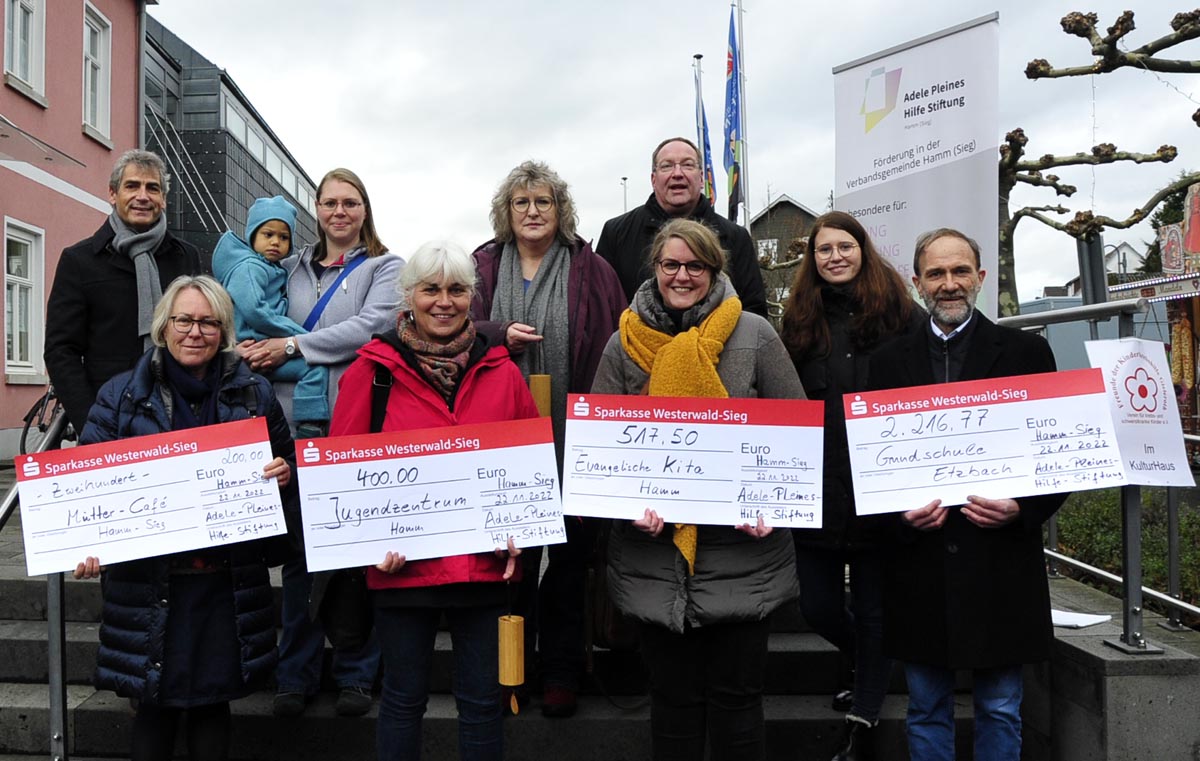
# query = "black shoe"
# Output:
<box><xmin>272</xmin><ymin>691</ymin><xmax>307</xmax><ymax>717</ymax></box>
<box><xmin>335</xmin><ymin>687</ymin><xmax>373</xmax><ymax>717</ymax></box>
<box><xmin>831</xmin><ymin>715</ymin><xmax>876</xmax><ymax>761</ymax></box>
<box><xmin>832</xmin><ymin>688</ymin><xmax>854</xmax><ymax>712</ymax></box>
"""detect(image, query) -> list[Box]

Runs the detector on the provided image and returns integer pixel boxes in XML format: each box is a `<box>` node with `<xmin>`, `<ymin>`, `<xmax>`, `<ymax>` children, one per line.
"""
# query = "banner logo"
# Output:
<box><xmin>860</xmin><ymin>66</ymin><xmax>902</xmax><ymax>133</ymax></box>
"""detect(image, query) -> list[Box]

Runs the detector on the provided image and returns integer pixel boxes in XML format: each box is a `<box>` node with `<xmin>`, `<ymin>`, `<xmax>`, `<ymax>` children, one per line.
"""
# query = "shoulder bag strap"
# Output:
<box><xmin>371</xmin><ymin>363</ymin><xmax>393</xmax><ymax>434</ymax></box>
<box><xmin>302</xmin><ymin>254</ymin><xmax>369</xmax><ymax>331</ymax></box>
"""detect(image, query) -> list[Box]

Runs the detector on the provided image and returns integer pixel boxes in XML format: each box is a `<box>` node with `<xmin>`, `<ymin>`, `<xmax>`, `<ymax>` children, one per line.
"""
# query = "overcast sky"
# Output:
<box><xmin>147</xmin><ymin>1</ymin><xmax>1199</xmax><ymax>304</ymax></box>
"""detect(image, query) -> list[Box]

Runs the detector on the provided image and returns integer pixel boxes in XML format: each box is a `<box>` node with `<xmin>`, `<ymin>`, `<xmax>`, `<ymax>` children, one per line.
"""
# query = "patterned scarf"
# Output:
<box><xmin>620</xmin><ymin>284</ymin><xmax>742</xmax><ymax>574</ymax></box>
<box><xmin>398</xmin><ymin>315</ymin><xmax>477</xmax><ymax>403</ymax></box>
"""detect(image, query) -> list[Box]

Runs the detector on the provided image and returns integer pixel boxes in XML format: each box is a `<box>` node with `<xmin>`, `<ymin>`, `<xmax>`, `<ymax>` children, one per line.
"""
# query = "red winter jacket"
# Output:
<box><xmin>330</xmin><ymin>331</ymin><xmax>539</xmax><ymax>591</ymax></box>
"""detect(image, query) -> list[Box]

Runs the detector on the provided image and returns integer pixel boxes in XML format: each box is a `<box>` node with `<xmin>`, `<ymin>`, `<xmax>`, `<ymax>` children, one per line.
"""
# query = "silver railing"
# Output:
<box><xmin>1</xmin><ymin>406</ymin><xmax>70</xmax><ymax>760</ymax></box>
<box><xmin>999</xmin><ymin>297</ymin><xmax>1194</xmax><ymax>652</ymax></box>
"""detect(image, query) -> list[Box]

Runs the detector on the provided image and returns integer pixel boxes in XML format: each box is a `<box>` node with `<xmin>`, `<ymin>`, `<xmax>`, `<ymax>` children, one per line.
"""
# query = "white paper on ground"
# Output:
<box><xmin>1051</xmin><ymin>609</ymin><xmax>1112</xmax><ymax>628</ymax></box>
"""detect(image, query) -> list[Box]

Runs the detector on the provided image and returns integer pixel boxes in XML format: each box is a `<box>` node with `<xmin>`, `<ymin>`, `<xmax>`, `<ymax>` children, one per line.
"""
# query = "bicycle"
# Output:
<box><xmin>20</xmin><ymin>385</ymin><xmax>74</xmax><ymax>455</ymax></box>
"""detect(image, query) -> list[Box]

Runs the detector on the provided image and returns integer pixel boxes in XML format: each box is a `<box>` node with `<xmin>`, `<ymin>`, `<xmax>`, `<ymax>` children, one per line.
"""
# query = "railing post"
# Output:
<box><xmin>1160</xmin><ymin>486</ymin><xmax>1186</xmax><ymax>631</ymax></box>
<box><xmin>1045</xmin><ymin>514</ymin><xmax>1060</xmax><ymax>577</ymax></box>
<box><xmin>48</xmin><ymin>571</ymin><xmax>68</xmax><ymax>761</ymax></box>
<box><xmin>1105</xmin><ymin>484</ymin><xmax>1163</xmax><ymax>654</ymax></box>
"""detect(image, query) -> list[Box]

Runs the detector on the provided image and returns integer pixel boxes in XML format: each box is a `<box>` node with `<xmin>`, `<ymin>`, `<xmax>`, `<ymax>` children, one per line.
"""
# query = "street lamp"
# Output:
<box><xmin>621</xmin><ymin>176</ymin><xmax>628</xmax><ymax>212</ymax></box>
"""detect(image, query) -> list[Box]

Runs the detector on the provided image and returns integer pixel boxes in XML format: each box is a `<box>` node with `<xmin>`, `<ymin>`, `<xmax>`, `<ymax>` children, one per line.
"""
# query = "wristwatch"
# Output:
<box><xmin>284</xmin><ymin>337</ymin><xmax>297</xmax><ymax>357</ymax></box>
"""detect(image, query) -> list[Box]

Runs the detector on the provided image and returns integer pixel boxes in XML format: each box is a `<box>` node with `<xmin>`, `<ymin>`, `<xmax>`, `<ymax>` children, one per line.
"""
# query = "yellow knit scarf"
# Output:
<box><xmin>619</xmin><ymin>295</ymin><xmax>742</xmax><ymax>574</ymax></box>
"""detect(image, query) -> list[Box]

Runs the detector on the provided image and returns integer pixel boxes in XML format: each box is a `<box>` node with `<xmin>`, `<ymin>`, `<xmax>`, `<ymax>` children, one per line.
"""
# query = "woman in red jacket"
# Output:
<box><xmin>329</xmin><ymin>241</ymin><xmax>536</xmax><ymax>761</ymax></box>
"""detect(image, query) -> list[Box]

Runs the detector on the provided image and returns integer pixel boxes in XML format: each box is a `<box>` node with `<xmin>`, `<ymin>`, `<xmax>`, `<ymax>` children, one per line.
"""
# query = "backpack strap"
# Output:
<box><xmin>371</xmin><ymin>363</ymin><xmax>393</xmax><ymax>434</ymax></box>
<box><xmin>242</xmin><ymin>384</ymin><xmax>259</xmax><ymax>417</ymax></box>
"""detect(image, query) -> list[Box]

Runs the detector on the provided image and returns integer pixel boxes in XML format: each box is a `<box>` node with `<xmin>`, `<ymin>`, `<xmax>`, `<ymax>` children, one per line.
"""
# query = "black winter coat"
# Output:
<box><xmin>80</xmin><ymin>348</ymin><xmax>298</xmax><ymax>703</ymax></box>
<box><xmin>45</xmin><ymin>221</ymin><xmax>205</xmax><ymax>433</ymax></box>
<box><xmin>869</xmin><ymin>314</ymin><xmax>1066</xmax><ymax>669</ymax></box>
<box><xmin>596</xmin><ymin>193</ymin><xmax>768</xmax><ymax>317</ymax></box>
<box><xmin>792</xmin><ymin>287</ymin><xmax>925</xmax><ymax>550</ymax></box>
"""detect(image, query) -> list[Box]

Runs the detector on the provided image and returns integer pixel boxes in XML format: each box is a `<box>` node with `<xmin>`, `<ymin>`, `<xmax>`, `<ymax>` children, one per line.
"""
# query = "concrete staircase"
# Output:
<box><xmin>0</xmin><ymin>505</ymin><xmax>981</xmax><ymax>760</ymax></box>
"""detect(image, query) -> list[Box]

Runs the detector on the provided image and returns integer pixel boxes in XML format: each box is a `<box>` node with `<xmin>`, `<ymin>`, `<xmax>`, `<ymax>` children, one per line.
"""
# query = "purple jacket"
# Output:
<box><xmin>471</xmin><ymin>235</ymin><xmax>627</xmax><ymax>394</ymax></box>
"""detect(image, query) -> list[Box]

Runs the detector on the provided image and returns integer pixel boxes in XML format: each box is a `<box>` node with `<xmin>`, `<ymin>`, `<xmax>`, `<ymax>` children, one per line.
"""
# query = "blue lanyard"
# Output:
<box><xmin>303</xmin><ymin>254</ymin><xmax>368</xmax><ymax>331</ymax></box>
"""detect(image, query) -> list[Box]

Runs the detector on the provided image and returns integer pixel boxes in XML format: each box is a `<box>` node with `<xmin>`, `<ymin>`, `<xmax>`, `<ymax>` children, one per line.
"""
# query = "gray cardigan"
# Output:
<box><xmin>590</xmin><ymin>275</ymin><xmax>804</xmax><ymax>632</ymax></box>
<box><xmin>275</xmin><ymin>244</ymin><xmax>403</xmax><ymax>423</ymax></box>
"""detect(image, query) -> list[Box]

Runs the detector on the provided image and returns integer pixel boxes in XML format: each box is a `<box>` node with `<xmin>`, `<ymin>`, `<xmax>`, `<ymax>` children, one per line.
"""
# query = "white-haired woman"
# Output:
<box><xmin>330</xmin><ymin>241</ymin><xmax>536</xmax><ymax>761</ymax></box>
<box><xmin>74</xmin><ymin>275</ymin><xmax>297</xmax><ymax>761</ymax></box>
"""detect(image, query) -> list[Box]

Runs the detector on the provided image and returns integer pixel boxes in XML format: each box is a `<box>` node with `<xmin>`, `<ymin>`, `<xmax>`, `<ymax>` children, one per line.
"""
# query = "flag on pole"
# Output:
<box><xmin>723</xmin><ymin>7</ymin><xmax>743</xmax><ymax>223</ymax></box>
<box><xmin>694</xmin><ymin>65</ymin><xmax>717</xmax><ymax>204</ymax></box>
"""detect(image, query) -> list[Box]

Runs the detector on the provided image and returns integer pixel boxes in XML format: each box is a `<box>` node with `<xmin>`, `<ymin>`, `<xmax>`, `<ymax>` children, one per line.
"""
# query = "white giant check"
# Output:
<box><xmin>16</xmin><ymin>418</ymin><xmax>284</xmax><ymax>576</ymax></box>
<box><xmin>844</xmin><ymin>368</ymin><xmax>1127</xmax><ymax>515</ymax></box>
<box><xmin>563</xmin><ymin>394</ymin><xmax>824</xmax><ymax>528</ymax></box>
<box><xmin>295</xmin><ymin>417</ymin><xmax>564</xmax><ymax>573</ymax></box>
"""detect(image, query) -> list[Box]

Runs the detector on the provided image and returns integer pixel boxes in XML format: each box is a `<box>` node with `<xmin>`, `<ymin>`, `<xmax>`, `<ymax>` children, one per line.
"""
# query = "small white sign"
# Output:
<box><xmin>1085</xmin><ymin>338</ymin><xmax>1195</xmax><ymax>487</ymax></box>
<box><xmin>295</xmin><ymin>417</ymin><xmax>564</xmax><ymax>573</ymax></box>
<box><xmin>563</xmin><ymin>394</ymin><xmax>824</xmax><ymax>528</ymax></box>
<box><xmin>16</xmin><ymin>418</ymin><xmax>284</xmax><ymax>576</ymax></box>
<box><xmin>844</xmin><ymin>368</ymin><xmax>1127</xmax><ymax>515</ymax></box>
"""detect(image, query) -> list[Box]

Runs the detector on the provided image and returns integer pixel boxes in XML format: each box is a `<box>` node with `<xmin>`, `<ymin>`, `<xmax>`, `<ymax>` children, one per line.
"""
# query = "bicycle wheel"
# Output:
<box><xmin>20</xmin><ymin>393</ymin><xmax>56</xmax><ymax>455</ymax></box>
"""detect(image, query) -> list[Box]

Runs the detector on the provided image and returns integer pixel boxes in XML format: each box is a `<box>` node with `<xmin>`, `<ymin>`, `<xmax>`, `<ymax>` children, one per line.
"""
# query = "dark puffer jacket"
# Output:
<box><xmin>80</xmin><ymin>348</ymin><xmax>298</xmax><ymax>702</ymax></box>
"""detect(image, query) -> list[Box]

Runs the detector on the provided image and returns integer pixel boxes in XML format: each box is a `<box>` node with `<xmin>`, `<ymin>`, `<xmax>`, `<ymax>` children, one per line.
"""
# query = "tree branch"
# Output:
<box><xmin>1017</xmin><ymin>143</ymin><xmax>1177</xmax><ymax>171</ymax></box>
<box><xmin>1025</xmin><ymin>10</ymin><xmax>1200</xmax><ymax>79</ymax></box>
<box><xmin>1065</xmin><ymin>172</ymin><xmax>1200</xmax><ymax>237</ymax></box>
<box><xmin>1014</xmin><ymin>171</ymin><xmax>1077</xmax><ymax>196</ymax></box>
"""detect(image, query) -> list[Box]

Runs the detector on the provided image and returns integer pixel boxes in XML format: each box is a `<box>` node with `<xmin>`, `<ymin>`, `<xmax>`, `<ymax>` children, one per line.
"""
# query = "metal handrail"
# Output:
<box><xmin>999</xmin><ymin>297</ymin><xmax>1168</xmax><ymax>652</ymax></box>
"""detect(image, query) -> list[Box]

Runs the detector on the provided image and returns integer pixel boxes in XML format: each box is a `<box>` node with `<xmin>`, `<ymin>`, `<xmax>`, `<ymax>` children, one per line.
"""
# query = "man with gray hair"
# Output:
<box><xmin>596</xmin><ymin>136</ymin><xmax>767</xmax><ymax>317</ymax></box>
<box><xmin>45</xmin><ymin>149</ymin><xmax>205</xmax><ymax>434</ymax></box>
<box><xmin>864</xmin><ymin>227</ymin><xmax>1065</xmax><ymax>761</ymax></box>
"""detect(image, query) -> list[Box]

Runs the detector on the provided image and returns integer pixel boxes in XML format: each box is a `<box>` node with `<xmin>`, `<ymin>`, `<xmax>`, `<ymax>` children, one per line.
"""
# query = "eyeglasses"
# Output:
<box><xmin>317</xmin><ymin>199</ymin><xmax>363</xmax><ymax>212</ymax></box>
<box><xmin>655</xmin><ymin>160</ymin><xmax>700</xmax><ymax>174</ymax></box>
<box><xmin>813</xmin><ymin>242</ymin><xmax>860</xmax><ymax>259</ymax></box>
<box><xmin>511</xmin><ymin>197</ymin><xmax>555</xmax><ymax>214</ymax></box>
<box><xmin>656</xmin><ymin>259</ymin><xmax>709</xmax><ymax>276</ymax></box>
<box><xmin>169</xmin><ymin>315</ymin><xmax>223</xmax><ymax>336</ymax></box>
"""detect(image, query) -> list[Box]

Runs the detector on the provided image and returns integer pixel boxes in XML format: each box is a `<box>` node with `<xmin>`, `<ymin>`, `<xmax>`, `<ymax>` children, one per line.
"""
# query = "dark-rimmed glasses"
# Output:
<box><xmin>656</xmin><ymin>259</ymin><xmax>709</xmax><ymax>276</ymax></box>
<box><xmin>813</xmin><ymin>242</ymin><xmax>859</xmax><ymax>259</ymax></box>
<box><xmin>169</xmin><ymin>316</ymin><xmax>223</xmax><ymax>336</ymax></box>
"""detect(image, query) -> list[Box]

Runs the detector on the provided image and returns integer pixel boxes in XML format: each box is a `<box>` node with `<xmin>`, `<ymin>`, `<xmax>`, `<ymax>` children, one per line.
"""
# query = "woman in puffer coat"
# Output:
<box><xmin>73</xmin><ymin>275</ymin><xmax>298</xmax><ymax>761</ymax></box>
<box><xmin>589</xmin><ymin>219</ymin><xmax>805</xmax><ymax>761</ymax></box>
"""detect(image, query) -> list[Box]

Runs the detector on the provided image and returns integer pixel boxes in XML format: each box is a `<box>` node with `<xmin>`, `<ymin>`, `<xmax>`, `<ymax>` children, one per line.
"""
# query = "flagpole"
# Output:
<box><xmin>693</xmin><ymin>54</ymin><xmax>705</xmax><ymax>163</ymax></box>
<box><xmin>736</xmin><ymin>0</ymin><xmax>749</xmax><ymax>219</ymax></box>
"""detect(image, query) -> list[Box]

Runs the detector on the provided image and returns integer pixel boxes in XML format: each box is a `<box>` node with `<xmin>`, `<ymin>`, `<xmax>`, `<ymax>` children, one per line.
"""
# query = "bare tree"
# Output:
<box><xmin>997</xmin><ymin>9</ymin><xmax>1200</xmax><ymax>314</ymax></box>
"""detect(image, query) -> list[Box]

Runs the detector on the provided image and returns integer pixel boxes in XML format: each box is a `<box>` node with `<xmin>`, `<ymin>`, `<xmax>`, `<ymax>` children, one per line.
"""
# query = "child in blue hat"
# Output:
<box><xmin>213</xmin><ymin>195</ymin><xmax>328</xmax><ymax>437</ymax></box>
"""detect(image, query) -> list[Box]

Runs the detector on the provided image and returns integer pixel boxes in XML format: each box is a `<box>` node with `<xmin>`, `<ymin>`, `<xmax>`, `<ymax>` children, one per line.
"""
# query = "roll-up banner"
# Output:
<box><xmin>833</xmin><ymin>13</ymin><xmax>999</xmax><ymax>316</ymax></box>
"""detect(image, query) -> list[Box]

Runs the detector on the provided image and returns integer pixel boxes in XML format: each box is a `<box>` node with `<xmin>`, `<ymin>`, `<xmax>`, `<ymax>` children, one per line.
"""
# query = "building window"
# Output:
<box><xmin>757</xmin><ymin>238</ymin><xmax>779</xmax><ymax>264</ymax></box>
<box><xmin>225</xmin><ymin>100</ymin><xmax>246</xmax><ymax>145</ymax></box>
<box><xmin>4</xmin><ymin>219</ymin><xmax>43</xmax><ymax>374</ymax></box>
<box><xmin>4</xmin><ymin>0</ymin><xmax>45</xmax><ymax>99</ymax></box>
<box><xmin>265</xmin><ymin>149</ymin><xmax>282</xmax><ymax>184</ymax></box>
<box><xmin>246</xmin><ymin>128</ymin><xmax>264</xmax><ymax>163</ymax></box>
<box><xmin>82</xmin><ymin>4</ymin><xmax>111</xmax><ymax>139</ymax></box>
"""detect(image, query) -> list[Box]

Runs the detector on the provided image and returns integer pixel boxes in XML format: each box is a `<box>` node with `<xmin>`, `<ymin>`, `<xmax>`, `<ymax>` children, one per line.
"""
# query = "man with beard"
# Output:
<box><xmin>596</xmin><ymin>137</ymin><xmax>767</xmax><ymax>317</ymax></box>
<box><xmin>866</xmin><ymin>228</ymin><xmax>1065</xmax><ymax>761</ymax></box>
<box><xmin>45</xmin><ymin>150</ymin><xmax>204</xmax><ymax>434</ymax></box>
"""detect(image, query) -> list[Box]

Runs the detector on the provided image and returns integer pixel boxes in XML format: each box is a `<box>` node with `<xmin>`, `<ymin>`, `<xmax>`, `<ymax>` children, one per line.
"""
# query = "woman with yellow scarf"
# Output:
<box><xmin>590</xmin><ymin>218</ymin><xmax>805</xmax><ymax>761</ymax></box>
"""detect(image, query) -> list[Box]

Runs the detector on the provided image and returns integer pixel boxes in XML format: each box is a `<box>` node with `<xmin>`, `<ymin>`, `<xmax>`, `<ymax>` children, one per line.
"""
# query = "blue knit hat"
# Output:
<box><xmin>245</xmin><ymin>195</ymin><xmax>297</xmax><ymax>246</ymax></box>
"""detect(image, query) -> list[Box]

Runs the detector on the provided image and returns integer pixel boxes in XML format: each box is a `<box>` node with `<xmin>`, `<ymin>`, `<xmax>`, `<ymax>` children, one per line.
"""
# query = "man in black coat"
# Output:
<box><xmin>595</xmin><ymin>136</ymin><xmax>767</xmax><ymax>317</ymax></box>
<box><xmin>868</xmin><ymin>228</ymin><xmax>1065</xmax><ymax>761</ymax></box>
<box><xmin>45</xmin><ymin>149</ymin><xmax>205</xmax><ymax>434</ymax></box>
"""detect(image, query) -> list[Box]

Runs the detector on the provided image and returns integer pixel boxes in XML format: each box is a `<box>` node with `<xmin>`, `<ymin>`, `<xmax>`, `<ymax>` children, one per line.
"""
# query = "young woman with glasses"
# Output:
<box><xmin>779</xmin><ymin>211</ymin><xmax>924</xmax><ymax>761</ymax></box>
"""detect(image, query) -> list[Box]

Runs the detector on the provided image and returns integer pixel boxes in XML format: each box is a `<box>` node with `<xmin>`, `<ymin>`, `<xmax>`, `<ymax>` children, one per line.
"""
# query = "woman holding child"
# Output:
<box><xmin>589</xmin><ymin>218</ymin><xmax>804</xmax><ymax>761</ymax></box>
<box><xmin>240</xmin><ymin>168</ymin><xmax>403</xmax><ymax>718</ymax></box>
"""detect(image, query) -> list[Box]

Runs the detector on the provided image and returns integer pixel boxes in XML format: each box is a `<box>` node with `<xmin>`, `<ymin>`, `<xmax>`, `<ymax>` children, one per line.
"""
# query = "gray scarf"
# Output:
<box><xmin>109</xmin><ymin>211</ymin><xmax>167</xmax><ymax>350</ymax></box>
<box><xmin>490</xmin><ymin>239</ymin><xmax>571</xmax><ymax>462</ymax></box>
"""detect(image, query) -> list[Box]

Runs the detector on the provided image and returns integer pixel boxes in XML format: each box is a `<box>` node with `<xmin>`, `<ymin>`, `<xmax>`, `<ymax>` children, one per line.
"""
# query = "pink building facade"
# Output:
<box><xmin>1</xmin><ymin>0</ymin><xmax>143</xmax><ymax>454</ymax></box>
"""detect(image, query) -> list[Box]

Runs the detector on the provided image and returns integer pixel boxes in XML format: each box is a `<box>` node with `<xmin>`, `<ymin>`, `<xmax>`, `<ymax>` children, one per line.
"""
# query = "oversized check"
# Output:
<box><xmin>295</xmin><ymin>417</ymin><xmax>564</xmax><ymax>573</ymax></box>
<box><xmin>844</xmin><ymin>368</ymin><xmax>1127</xmax><ymax>516</ymax></box>
<box><xmin>16</xmin><ymin>418</ymin><xmax>284</xmax><ymax>576</ymax></box>
<box><xmin>563</xmin><ymin>394</ymin><xmax>824</xmax><ymax>528</ymax></box>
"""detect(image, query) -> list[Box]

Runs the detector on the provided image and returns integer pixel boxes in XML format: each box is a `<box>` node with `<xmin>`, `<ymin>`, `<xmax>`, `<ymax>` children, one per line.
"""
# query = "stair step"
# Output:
<box><xmin>0</xmin><ymin>684</ymin><xmax>976</xmax><ymax>760</ymax></box>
